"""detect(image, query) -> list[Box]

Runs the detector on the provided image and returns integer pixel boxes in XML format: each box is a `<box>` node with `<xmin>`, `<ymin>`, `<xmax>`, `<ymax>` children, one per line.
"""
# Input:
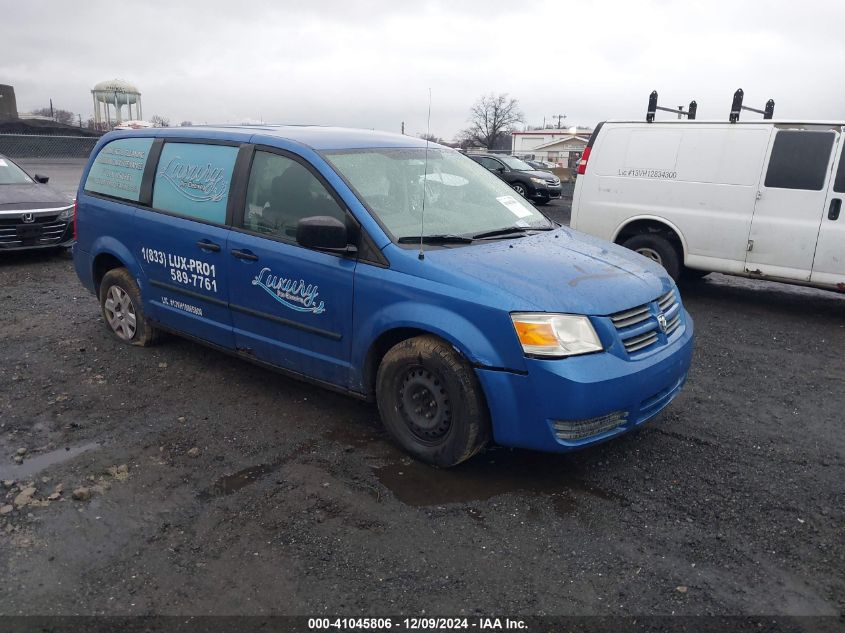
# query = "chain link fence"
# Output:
<box><xmin>0</xmin><ymin>134</ymin><xmax>99</xmax><ymax>159</ymax></box>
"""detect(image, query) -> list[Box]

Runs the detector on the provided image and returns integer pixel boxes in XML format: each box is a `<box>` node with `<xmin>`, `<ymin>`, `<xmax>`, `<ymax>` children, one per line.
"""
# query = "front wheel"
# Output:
<box><xmin>376</xmin><ymin>335</ymin><xmax>491</xmax><ymax>467</ymax></box>
<box><xmin>621</xmin><ymin>233</ymin><xmax>681</xmax><ymax>281</ymax></box>
<box><xmin>511</xmin><ymin>182</ymin><xmax>529</xmax><ymax>198</ymax></box>
<box><xmin>99</xmin><ymin>267</ymin><xmax>158</xmax><ymax>346</ymax></box>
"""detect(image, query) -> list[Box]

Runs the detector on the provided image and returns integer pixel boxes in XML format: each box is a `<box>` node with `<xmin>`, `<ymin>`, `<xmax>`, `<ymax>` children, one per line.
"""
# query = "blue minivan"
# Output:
<box><xmin>73</xmin><ymin>126</ymin><xmax>694</xmax><ymax>466</ymax></box>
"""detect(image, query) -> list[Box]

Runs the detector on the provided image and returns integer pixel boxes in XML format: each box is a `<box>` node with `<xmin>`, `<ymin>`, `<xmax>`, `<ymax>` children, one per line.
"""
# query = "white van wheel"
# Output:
<box><xmin>622</xmin><ymin>234</ymin><xmax>681</xmax><ymax>281</ymax></box>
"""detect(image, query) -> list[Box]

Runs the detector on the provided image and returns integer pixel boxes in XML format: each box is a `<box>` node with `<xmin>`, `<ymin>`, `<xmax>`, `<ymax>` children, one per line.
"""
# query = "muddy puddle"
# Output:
<box><xmin>326</xmin><ymin>421</ymin><xmax>624</xmax><ymax>513</ymax></box>
<box><xmin>198</xmin><ymin>440</ymin><xmax>317</xmax><ymax>500</ymax></box>
<box><xmin>0</xmin><ymin>442</ymin><xmax>100</xmax><ymax>480</ymax></box>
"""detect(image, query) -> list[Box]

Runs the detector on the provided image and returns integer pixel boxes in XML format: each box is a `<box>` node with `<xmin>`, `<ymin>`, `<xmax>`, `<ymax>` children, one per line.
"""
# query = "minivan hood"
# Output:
<box><xmin>424</xmin><ymin>228</ymin><xmax>669</xmax><ymax>315</ymax></box>
<box><xmin>0</xmin><ymin>184</ymin><xmax>71</xmax><ymax>211</ymax></box>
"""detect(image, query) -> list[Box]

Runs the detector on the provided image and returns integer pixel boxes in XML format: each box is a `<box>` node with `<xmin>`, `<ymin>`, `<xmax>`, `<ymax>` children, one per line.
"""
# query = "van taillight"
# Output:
<box><xmin>577</xmin><ymin>147</ymin><xmax>591</xmax><ymax>175</ymax></box>
<box><xmin>73</xmin><ymin>199</ymin><xmax>78</xmax><ymax>240</ymax></box>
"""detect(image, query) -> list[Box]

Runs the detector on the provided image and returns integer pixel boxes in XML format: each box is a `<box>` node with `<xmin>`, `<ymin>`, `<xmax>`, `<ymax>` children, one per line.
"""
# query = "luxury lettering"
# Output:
<box><xmin>252</xmin><ymin>267</ymin><xmax>326</xmax><ymax>315</ymax></box>
<box><xmin>158</xmin><ymin>156</ymin><xmax>229</xmax><ymax>202</ymax></box>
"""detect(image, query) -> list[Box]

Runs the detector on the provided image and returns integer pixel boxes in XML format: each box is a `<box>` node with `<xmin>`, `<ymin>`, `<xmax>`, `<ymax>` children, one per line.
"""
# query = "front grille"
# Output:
<box><xmin>0</xmin><ymin>219</ymin><xmax>69</xmax><ymax>246</ymax></box>
<box><xmin>0</xmin><ymin>213</ymin><xmax>60</xmax><ymax>227</ymax></box>
<box><xmin>610</xmin><ymin>288</ymin><xmax>682</xmax><ymax>356</ymax></box>
<box><xmin>553</xmin><ymin>411</ymin><xmax>629</xmax><ymax>441</ymax></box>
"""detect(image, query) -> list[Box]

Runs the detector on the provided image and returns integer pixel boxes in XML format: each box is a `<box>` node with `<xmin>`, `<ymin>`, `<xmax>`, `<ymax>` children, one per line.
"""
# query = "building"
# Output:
<box><xmin>0</xmin><ymin>84</ymin><xmax>18</xmax><ymax>120</ymax></box>
<box><xmin>511</xmin><ymin>127</ymin><xmax>592</xmax><ymax>168</ymax></box>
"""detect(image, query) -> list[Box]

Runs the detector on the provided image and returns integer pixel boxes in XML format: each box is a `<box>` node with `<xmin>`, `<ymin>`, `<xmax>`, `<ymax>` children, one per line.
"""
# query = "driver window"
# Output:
<box><xmin>243</xmin><ymin>151</ymin><xmax>345</xmax><ymax>239</ymax></box>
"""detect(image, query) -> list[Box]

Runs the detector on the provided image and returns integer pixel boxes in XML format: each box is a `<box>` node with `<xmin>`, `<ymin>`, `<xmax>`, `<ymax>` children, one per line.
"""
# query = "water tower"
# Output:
<box><xmin>92</xmin><ymin>79</ymin><xmax>142</xmax><ymax>130</ymax></box>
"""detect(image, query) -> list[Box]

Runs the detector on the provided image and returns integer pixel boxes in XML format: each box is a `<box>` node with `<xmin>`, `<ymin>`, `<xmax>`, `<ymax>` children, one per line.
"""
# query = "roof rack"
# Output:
<box><xmin>646</xmin><ymin>91</ymin><xmax>697</xmax><ymax>123</ymax></box>
<box><xmin>729</xmin><ymin>89</ymin><xmax>775</xmax><ymax>122</ymax></box>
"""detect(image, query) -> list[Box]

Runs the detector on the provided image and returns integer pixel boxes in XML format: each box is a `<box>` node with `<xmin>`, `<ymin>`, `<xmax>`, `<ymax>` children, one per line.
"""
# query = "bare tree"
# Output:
<box><xmin>418</xmin><ymin>133</ymin><xmax>444</xmax><ymax>144</ymax></box>
<box><xmin>150</xmin><ymin>115</ymin><xmax>170</xmax><ymax>128</ymax></box>
<box><xmin>33</xmin><ymin>107</ymin><xmax>76</xmax><ymax>126</ymax></box>
<box><xmin>460</xmin><ymin>93</ymin><xmax>524</xmax><ymax>150</ymax></box>
<box><xmin>180</xmin><ymin>120</ymin><xmax>193</xmax><ymax>127</ymax></box>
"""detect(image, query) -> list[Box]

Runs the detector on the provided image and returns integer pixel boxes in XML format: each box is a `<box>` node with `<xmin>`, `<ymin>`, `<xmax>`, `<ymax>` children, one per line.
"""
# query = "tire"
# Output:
<box><xmin>99</xmin><ymin>267</ymin><xmax>158</xmax><ymax>346</ymax></box>
<box><xmin>622</xmin><ymin>233</ymin><xmax>681</xmax><ymax>281</ymax></box>
<box><xmin>376</xmin><ymin>335</ymin><xmax>491</xmax><ymax>467</ymax></box>
<box><xmin>511</xmin><ymin>182</ymin><xmax>529</xmax><ymax>198</ymax></box>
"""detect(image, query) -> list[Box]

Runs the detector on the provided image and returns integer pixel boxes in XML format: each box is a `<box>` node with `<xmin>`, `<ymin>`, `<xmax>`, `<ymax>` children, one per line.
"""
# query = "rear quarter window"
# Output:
<box><xmin>764</xmin><ymin>130</ymin><xmax>835</xmax><ymax>191</ymax></box>
<box><xmin>152</xmin><ymin>142</ymin><xmax>239</xmax><ymax>224</ymax></box>
<box><xmin>84</xmin><ymin>137</ymin><xmax>154</xmax><ymax>201</ymax></box>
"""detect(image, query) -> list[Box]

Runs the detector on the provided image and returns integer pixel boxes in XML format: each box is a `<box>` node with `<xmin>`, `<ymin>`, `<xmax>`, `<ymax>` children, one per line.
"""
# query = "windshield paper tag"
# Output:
<box><xmin>0</xmin><ymin>159</ymin><xmax>7</xmax><ymax>167</ymax></box>
<box><xmin>497</xmin><ymin>195</ymin><xmax>532</xmax><ymax>218</ymax></box>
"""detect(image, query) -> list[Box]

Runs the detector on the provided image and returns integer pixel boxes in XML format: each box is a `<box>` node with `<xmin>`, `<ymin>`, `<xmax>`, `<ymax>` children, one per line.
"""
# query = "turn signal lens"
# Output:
<box><xmin>513</xmin><ymin>321</ymin><xmax>558</xmax><ymax>347</ymax></box>
<box><xmin>511</xmin><ymin>313</ymin><xmax>603</xmax><ymax>358</ymax></box>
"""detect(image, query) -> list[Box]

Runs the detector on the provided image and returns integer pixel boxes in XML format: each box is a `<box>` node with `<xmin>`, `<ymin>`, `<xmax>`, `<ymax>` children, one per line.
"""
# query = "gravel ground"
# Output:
<box><xmin>0</xmin><ymin>167</ymin><xmax>843</xmax><ymax>619</ymax></box>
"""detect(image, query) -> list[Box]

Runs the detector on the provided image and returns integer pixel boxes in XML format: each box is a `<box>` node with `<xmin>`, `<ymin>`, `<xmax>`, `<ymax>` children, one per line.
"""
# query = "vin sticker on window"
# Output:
<box><xmin>497</xmin><ymin>195</ymin><xmax>532</xmax><ymax>218</ymax></box>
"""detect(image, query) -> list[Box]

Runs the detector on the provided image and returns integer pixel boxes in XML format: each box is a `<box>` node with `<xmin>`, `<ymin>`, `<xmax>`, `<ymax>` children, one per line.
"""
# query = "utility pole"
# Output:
<box><xmin>78</xmin><ymin>114</ymin><xmax>82</xmax><ymax>128</ymax></box>
<box><xmin>401</xmin><ymin>121</ymin><xmax>405</xmax><ymax>135</ymax></box>
<box><xmin>554</xmin><ymin>114</ymin><xmax>566</xmax><ymax>129</ymax></box>
<box><xmin>50</xmin><ymin>98</ymin><xmax>54</xmax><ymax>121</ymax></box>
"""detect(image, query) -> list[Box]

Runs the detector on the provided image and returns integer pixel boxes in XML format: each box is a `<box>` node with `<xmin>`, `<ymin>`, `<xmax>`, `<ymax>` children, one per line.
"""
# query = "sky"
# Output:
<box><xmin>2</xmin><ymin>0</ymin><xmax>844</xmax><ymax>139</ymax></box>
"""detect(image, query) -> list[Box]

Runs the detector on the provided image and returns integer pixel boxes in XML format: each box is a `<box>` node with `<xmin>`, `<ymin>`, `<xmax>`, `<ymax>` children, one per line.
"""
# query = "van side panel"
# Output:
<box><xmin>573</xmin><ymin>124</ymin><xmax>772</xmax><ymax>273</ymax></box>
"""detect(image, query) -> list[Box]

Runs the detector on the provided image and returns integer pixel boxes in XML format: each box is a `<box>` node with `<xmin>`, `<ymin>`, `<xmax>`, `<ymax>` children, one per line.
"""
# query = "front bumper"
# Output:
<box><xmin>531</xmin><ymin>183</ymin><xmax>562</xmax><ymax>200</ymax></box>
<box><xmin>476</xmin><ymin>311</ymin><xmax>694</xmax><ymax>453</ymax></box>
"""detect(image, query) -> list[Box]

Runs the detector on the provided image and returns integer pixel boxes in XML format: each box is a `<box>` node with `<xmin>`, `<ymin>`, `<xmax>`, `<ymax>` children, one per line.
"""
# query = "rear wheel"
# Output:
<box><xmin>376</xmin><ymin>335</ymin><xmax>490</xmax><ymax>467</ymax></box>
<box><xmin>621</xmin><ymin>233</ymin><xmax>681</xmax><ymax>281</ymax></box>
<box><xmin>99</xmin><ymin>268</ymin><xmax>158</xmax><ymax>346</ymax></box>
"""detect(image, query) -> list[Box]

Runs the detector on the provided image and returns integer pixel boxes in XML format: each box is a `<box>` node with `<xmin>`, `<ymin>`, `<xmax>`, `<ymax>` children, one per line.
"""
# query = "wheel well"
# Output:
<box><xmin>615</xmin><ymin>219</ymin><xmax>684</xmax><ymax>258</ymax></box>
<box><xmin>362</xmin><ymin>327</ymin><xmax>432</xmax><ymax>400</ymax></box>
<box><xmin>92</xmin><ymin>253</ymin><xmax>125</xmax><ymax>294</ymax></box>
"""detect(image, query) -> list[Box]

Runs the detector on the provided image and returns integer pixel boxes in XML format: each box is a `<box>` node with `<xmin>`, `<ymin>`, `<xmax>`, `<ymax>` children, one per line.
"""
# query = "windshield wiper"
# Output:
<box><xmin>471</xmin><ymin>226</ymin><xmax>529</xmax><ymax>240</ymax></box>
<box><xmin>397</xmin><ymin>234</ymin><xmax>474</xmax><ymax>244</ymax></box>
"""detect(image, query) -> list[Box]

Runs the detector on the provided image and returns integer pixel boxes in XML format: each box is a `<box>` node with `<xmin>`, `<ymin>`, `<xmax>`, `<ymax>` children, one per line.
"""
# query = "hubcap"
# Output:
<box><xmin>397</xmin><ymin>367</ymin><xmax>451</xmax><ymax>443</ymax></box>
<box><xmin>636</xmin><ymin>247</ymin><xmax>663</xmax><ymax>265</ymax></box>
<box><xmin>103</xmin><ymin>285</ymin><xmax>137</xmax><ymax>341</ymax></box>
<box><xmin>513</xmin><ymin>184</ymin><xmax>526</xmax><ymax>196</ymax></box>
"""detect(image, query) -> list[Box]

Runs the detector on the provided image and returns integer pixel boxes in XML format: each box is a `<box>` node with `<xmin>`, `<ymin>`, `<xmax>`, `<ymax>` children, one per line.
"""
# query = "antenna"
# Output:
<box><xmin>419</xmin><ymin>88</ymin><xmax>432</xmax><ymax>261</ymax></box>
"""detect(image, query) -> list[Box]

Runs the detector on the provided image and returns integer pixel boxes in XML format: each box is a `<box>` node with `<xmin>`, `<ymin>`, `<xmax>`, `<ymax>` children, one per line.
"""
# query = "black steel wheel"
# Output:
<box><xmin>376</xmin><ymin>335</ymin><xmax>490</xmax><ymax>466</ymax></box>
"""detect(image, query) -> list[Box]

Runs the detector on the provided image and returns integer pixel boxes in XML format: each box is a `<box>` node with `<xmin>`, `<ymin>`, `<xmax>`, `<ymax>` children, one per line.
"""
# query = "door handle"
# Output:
<box><xmin>829</xmin><ymin>198</ymin><xmax>842</xmax><ymax>221</ymax></box>
<box><xmin>196</xmin><ymin>239</ymin><xmax>221</xmax><ymax>252</ymax></box>
<box><xmin>231</xmin><ymin>248</ymin><xmax>259</xmax><ymax>261</ymax></box>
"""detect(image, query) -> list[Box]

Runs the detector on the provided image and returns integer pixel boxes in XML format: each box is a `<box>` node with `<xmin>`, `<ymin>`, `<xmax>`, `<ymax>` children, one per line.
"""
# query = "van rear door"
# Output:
<box><xmin>745</xmin><ymin>128</ymin><xmax>838</xmax><ymax>281</ymax></box>
<box><xmin>135</xmin><ymin>140</ymin><xmax>240</xmax><ymax>348</ymax></box>
<box><xmin>811</xmin><ymin>132</ymin><xmax>845</xmax><ymax>288</ymax></box>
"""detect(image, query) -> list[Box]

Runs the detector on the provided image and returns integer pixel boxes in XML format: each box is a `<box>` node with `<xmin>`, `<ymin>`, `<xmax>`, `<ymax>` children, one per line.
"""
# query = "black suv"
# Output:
<box><xmin>469</xmin><ymin>154</ymin><xmax>561</xmax><ymax>205</ymax></box>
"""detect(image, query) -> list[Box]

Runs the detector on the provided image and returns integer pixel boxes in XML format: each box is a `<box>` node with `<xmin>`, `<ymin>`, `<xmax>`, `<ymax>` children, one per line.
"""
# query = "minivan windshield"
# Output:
<box><xmin>0</xmin><ymin>156</ymin><xmax>34</xmax><ymax>185</ymax></box>
<box><xmin>324</xmin><ymin>148</ymin><xmax>553</xmax><ymax>241</ymax></box>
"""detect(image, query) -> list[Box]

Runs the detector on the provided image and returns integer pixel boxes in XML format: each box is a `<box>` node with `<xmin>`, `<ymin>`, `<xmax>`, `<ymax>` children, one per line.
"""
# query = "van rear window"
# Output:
<box><xmin>764</xmin><ymin>130</ymin><xmax>835</xmax><ymax>191</ymax></box>
<box><xmin>84</xmin><ymin>137</ymin><xmax>154</xmax><ymax>202</ymax></box>
<box><xmin>152</xmin><ymin>142</ymin><xmax>238</xmax><ymax>224</ymax></box>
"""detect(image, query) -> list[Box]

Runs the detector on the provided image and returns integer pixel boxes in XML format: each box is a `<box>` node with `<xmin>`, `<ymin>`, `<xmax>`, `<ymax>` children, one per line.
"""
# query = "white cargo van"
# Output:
<box><xmin>570</xmin><ymin>120</ymin><xmax>844</xmax><ymax>292</ymax></box>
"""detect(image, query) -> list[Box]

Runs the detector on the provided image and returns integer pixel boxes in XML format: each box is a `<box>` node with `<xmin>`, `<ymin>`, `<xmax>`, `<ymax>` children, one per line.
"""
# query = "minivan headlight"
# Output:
<box><xmin>57</xmin><ymin>206</ymin><xmax>74</xmax><ymax>221</ymax></box>
<box><xmin>511</xmin><ymin>313</ymin><xmax>603</xmax><ymax>358</ymax></box>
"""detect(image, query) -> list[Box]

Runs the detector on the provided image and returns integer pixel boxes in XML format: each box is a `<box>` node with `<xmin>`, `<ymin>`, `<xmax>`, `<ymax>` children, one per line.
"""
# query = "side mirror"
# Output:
<box><xmin>495</xmin><ymin>166</ymin><xmax>506</xmax><ymax>174</ymax></box>
<box><xmin>296</xmin><ymin>216</ymin><xmax>351</xmax><ymax>252</ymax></box>
<box><xmin>34</xmin><ymin>174</ymin><xmax>49</xmax><ymax>184</ymax></box>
